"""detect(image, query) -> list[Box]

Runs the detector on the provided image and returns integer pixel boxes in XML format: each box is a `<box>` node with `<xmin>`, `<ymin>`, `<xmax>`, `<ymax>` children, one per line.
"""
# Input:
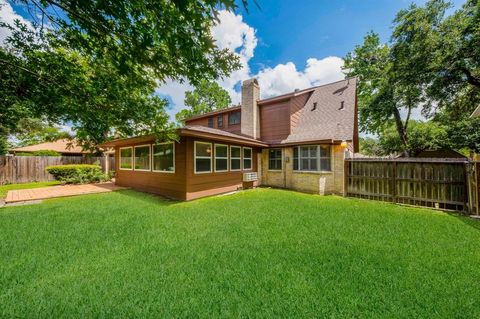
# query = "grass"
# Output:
<box><xmin>0</xmin><ymin>181</ymin><xmax>60</xmax><ymax>198</ymax></box>
<box><xmin>0</xmin><ymin>188</ymin><xmax>479</xmax><ymax>318</ymax></box>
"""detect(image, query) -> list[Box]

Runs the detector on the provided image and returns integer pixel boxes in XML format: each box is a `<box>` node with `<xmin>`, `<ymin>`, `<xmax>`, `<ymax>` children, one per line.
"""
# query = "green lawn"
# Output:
<box><xmin>1</xmin><ymin>189</ymin><xmax>479</xmax><ymax>318</ymax></box>
<box><xmin>0</xmin><ymin>181</ymin><xmax>60</xmax><ymax>198</ymax></box>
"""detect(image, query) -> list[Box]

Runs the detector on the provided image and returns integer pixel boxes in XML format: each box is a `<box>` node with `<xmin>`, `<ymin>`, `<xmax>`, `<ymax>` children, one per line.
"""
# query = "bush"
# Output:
<box><xmin>46</xmin><ymin>164</ymin><xmax>110</xmax><ymax>184</ymax></box>
<box><xmin>16</xmin><ymin>150</ymin><xmax>62</xmax><ymax>156</ymax></box>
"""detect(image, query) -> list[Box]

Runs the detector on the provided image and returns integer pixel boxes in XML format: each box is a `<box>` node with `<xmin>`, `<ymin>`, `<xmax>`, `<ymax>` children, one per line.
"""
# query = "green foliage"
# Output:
<box><xmin>359</xmin><ymin>137</ymin><xmax>384</xmax><ymax>157</ymax></box>
<box><xmin>16</xmin><ymin>150</ymin><xmax>62</xmax><ymax>156</ymax></box>
<box><xmin>344</xmin><ymin>0</ymin><xmax>480</xmax><ymax>154</ymax></box>
<box><xmin>46</xmin><ymin>164</ymin><xmax>109</xmax><ymax>184</ymax></box>
<box><xmin>1</xmin><ymin>189</ymin><xmax>480</xmax><ymax>317</ymax></box>
<box><xmin>175</xmin><ymin>79</ymin><xmax>232</xmax><ymax>123</ymax></box>
<box><xmin>0</xmin><ymin>0</ymin><xmax>247</xmax><ymax>149</ymax></box>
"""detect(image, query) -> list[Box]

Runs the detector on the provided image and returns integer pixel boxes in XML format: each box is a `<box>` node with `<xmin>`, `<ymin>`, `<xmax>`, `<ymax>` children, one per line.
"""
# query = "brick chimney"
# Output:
<box><xmin>241</xmin><ymin>78</ymin><xmax>260</xmax><ymax>139</ymax></box>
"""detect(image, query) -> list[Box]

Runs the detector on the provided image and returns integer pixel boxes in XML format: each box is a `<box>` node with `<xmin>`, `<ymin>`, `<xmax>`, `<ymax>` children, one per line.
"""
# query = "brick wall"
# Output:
<box><xmin>260</xmin><ymin>145</ymin><xmax>346</xmax><ymax>195</ymax></box>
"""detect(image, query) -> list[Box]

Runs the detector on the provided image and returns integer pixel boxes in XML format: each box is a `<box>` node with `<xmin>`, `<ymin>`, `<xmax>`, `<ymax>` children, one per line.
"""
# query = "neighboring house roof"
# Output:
<box><xmin>10</xmin><ymin>139</ymin><xmax>88</xmax><ymax>154</ymax></box>
<box><xmin>471</xmin><ymin>105</ymin><xmax>480</xmax><ymax>118</ymax></box>
<box><xmin>415</xmin><ymin>149</ymin><xmax>466</xmax><ymax>159</ymax></box>
<box><xmin>281</xmin><ymin>78</ymin><xmax>356</xmax><ymax>145</ymax></box>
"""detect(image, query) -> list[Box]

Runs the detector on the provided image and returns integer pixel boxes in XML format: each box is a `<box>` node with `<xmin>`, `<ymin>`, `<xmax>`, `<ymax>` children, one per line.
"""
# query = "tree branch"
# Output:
<box><xmin>458</xmin><ymin>66</ymin><xmax>480</xmax><ymax>88</ymax></box>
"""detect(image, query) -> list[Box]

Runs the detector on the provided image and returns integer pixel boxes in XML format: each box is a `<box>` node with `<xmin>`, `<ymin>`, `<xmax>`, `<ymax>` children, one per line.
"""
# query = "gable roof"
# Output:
<box><xmin>280</xmin><ymin>77</ymin><xmax>357</xmax><ymax>145</ymax></box>
<box><xmin>184</xmin><ymin>105</ymin><xmax>241</xmax><ymax>122</ymax></box>
<box><xmin>10</xmin><ymin>139</ymin><xmax>89</xmax><ymax>154</ymax></box>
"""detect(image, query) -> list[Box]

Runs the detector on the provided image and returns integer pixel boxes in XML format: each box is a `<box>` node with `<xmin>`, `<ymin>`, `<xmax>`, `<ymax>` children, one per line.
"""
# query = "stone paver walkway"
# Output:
<box><xmin>5</xmin><ymin>182</ymin><xmax>127</xmax><ymax>203</ymax></box>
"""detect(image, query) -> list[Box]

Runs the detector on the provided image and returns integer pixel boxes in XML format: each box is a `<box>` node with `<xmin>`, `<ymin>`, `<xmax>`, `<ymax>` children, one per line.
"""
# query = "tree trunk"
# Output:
<box><xmin>392</xmin><ymin>107</ymin><xmax>409</xmax><ymax>156</ymax></box>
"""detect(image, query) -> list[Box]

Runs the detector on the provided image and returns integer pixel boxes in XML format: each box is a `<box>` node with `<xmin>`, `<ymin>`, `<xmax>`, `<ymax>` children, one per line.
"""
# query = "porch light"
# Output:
<box><xmin>340</xmin><ymin>140</ymin><xmax>347</xmax><ymax>148</ymax></box>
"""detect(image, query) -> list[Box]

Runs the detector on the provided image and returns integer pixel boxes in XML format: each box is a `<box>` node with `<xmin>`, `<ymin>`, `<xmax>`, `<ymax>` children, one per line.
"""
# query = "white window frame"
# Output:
<box><xmin>293</xmin><ymin>145</ymin><xmax>332</xmax><ymax>172</ymax></box>
<box><xmin>133</xmin><ymin>144</ymin><xmax>151</xmax><ymax>172</ymax></box>
<box><xmin>119</xmin><ymin>146</ymin><xmax>133</xmax><ymax>171</ymax></box>
<box><xmin>214</xmin><ymin>144</ymin><xmax>229</xmax><ymax>172</ymax></box>
<box><xmin>152</xmin><ymin>142</ymin><xmax>175</xmax><ymax>174</ymax></box>
<box><xmin>268</xmin><ymin>148</ymin><xmax>283</xmax><ymax>171</ymax></box>
<box><xmin>194</xmin><ymin>141</ymin><xmax>212</xmax><ymax>174</ymax></box>
<box><xmin>230</xmin><ymin>145</ymin><xmax>242</xmax><ymax>171</ymax></box>
<box><xmin>242</xmin><ymin>147</ymin><xmax>252</xmax><ymax>171</ymax></box>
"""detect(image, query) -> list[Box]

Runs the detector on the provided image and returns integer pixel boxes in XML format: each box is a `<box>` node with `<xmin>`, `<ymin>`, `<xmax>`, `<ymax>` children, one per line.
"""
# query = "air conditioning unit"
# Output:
<box><xmin>243</xmin><ymin>172</ymin><xmax>258</xmax><ymax>182</ymax></box>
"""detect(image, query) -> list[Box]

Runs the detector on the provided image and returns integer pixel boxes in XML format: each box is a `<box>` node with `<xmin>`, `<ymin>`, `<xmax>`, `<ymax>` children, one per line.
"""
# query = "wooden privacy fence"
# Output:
<box><xmin>345</xmin><ymin>158</ymin><xmax>479</xmax><ymax>214</ymax></box>
<box><xmin>0</xmin><ymin>156</ymin><xmax>115</xmax><ymax>184</ymax></box>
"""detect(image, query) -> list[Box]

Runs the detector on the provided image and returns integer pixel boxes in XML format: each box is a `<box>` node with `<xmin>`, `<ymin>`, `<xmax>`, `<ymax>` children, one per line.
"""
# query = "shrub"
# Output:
<box><xmin>16</xmin><ymin>150</ymin><xmax>62</xmax><ymax>156</ymax></box>
<box><xmin>46</xmin><ymin>164</ymin><xmax>110</xmax><ymax>184</ymax></box>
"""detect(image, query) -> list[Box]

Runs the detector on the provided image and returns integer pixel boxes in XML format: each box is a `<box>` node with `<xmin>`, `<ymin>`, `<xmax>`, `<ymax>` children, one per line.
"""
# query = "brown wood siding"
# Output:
<box><xmin>259</xmin><ymin>102</ymin><xmax>291</xmax><ymax>144</ymax></box>
<box><xmin>115</xmin><ymin>138</ymin><xmax>187</xmax><ymax>200</ymax></box>
<box><xmin>290</xmin><ymin>91</ymin><xmax>312</xmax><ymax>129</ymax></box>
<box><xmin>185</xmin><ymin>137</ymin><xmax>259</xmax><ymax>200</ymax></box>
<box><xmin>185</xmin><ymin>111</ymin><xmax>241</xmax><ymax>135</ymax></box>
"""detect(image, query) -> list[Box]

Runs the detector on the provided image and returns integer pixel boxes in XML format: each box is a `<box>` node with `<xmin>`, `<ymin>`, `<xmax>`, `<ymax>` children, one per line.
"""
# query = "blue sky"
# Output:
<box><xmin>238</xmin><ymin>0</ymin><xmax>464</xmax><ymax>75</ymax></box>
<box><xmin>0</xmin><ymin>0</ymin><xmax>466</xmax><ymax>117</ymax></box>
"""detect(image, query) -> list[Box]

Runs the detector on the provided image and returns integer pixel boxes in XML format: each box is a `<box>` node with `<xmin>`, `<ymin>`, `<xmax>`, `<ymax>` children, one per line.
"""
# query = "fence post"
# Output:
<box><xmin>344</xmin><ymin>159</ymin><xmax>349</xmax><ymax>197</ymax></box>
<box><xmin>392</xmin><ymin>161</ymin><xmax>397</xmax><ymax>204</ymax></box>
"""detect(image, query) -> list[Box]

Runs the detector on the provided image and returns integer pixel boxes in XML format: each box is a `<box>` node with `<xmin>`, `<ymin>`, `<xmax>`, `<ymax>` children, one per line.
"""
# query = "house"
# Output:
<box><xmin>101</xmin><ymin>77</ymin><xmax>358</xmax><ymax>201</ymax></box>
<box><xmin>471</xmin><ymin>105</ymin><xmax>480</xmax><ymax>118</ymax></box>
<box><xmin>9</xmin><ymin>139</ymin><xmax>91</xmax><ymax>156</ymax></box>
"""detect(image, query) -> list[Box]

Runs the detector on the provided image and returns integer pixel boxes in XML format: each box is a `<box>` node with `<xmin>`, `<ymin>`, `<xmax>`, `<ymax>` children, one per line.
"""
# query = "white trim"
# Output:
<box><xmin>230</xmin><ymin>145</ymin><xmax>242</xmax><ymax>171</ymax></box>
<box><xmin>119</xmin><ymin>146</ymin><xmax>133</xmax><ymax>170</ymax></box>
<box><xmin>242</xmin><ymin>147</ymin><xmax>253</xmax><ymax>171</ymax></box>
<box><xmin>152</xmin><ymin>142</ymin><xmax>175</xmax><ymax>174</ymax></box>
<box><xmin>133</xmin><ymin>144</ymin><xmax>151</xmax><ymax>171</ymax></box>
<box><xmin>214</xmin><ymin>144</ymin><xmax>229</xmax><ymax>172</ymax></box>
<box><xmin>194</xmin><ymin>141</ymin><xmax>212</xmax><ymax>174</ymax></box>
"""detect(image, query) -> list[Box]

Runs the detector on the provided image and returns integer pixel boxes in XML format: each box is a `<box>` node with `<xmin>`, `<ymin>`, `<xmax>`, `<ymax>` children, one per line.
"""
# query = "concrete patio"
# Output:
<box><xmin>5</xmin><ymin>182</ymin><xmax>127</xmax><ymax>204</ymax></box>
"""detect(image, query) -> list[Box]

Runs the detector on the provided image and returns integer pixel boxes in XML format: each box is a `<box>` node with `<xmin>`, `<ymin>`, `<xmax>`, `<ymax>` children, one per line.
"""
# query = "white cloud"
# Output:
<box><xmin>0</xmin><ymin>0</ymin><xmax>32</xmax><ymax>44</ymax></box>
<box><xmin>156</xmin><ymin>10</ymin><xmax>345</xmax><ymax>119</ymax></box>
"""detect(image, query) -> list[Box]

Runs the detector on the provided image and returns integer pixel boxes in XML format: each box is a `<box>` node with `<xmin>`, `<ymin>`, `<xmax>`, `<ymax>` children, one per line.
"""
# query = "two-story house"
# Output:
<box><xmin>101</xmin><ymin>77</ymin><xmax>358</xmax><ymax>200</ymax></box>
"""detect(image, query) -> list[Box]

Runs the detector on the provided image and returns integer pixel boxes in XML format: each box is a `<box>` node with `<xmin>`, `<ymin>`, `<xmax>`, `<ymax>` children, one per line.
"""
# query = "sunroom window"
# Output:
<box><xmin>153</xmin><ymin>143</ymin><xmax>175</xmax><ymax>172</ymax></box>
<box><xmin>243</xmin><ymin>147</ymin><xmax>252</xmax><ymax>170</ymax></box>
<box><xmin>119</xmin><ymin>147</ymin><xmax>133</xmax><ymax>170</ymax></box>
<box><xmin>215</xmin><ymin>144</ymin><xmax>228</xmax><ymax>172</ymax></box>
<box><xmin>134</xmin><ymin>145</ymin><xmax>151</xmax><ymax>171</ymax></box>
<box><xmin>195</xmin><ymin>141</ymin><xmax>212</xmax><ymax>173</ymax></box>
<box><xmin>230</xmin><ymin>146</ymin><xmax>241</xmax><ymax>171</ymax></box>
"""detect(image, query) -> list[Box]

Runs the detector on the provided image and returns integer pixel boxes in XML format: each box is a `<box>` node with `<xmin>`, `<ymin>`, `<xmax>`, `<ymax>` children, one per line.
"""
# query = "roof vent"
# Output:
<box><xmin>311</xmin><ymin>102</ymin><xmax>317</xmax><ymax>111</ymax></box>
<box><xmin>339</xmin><ymin>101</ymin><xmax>345</xmax><ymax>110</ymax></box>
<box><xmin>294</xmin><ymin>88</ymin><xmax>300</xmax><ymax>92</ymax></box>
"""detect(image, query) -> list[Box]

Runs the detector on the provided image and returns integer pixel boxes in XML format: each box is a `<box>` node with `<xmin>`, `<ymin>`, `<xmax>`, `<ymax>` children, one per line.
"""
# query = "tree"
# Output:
<box><xmin>175</xmin><ymin>80</ymin><xmax>232</xmax><ymax>123</ymax></box>
<box><xmin>5</xmin><ymin>0</ymin><xmax>244</xmax><ymax>84</ymax></box>
<box><xmin>0</xmin><ymin>1</ymin><xmax>247</xmax><ymax>149</ymax></box>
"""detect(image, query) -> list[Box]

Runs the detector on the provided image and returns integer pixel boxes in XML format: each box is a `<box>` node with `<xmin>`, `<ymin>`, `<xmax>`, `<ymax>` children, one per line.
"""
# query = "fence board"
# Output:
<box><xmin>345</xmin><ymin>158</ymin><xmax>474</xmax><ymax>213</ymax></box>
<box><xmin>0</xmin><ymin>156</ymin><xmax>115</xmax><ymax>184</ymax></box>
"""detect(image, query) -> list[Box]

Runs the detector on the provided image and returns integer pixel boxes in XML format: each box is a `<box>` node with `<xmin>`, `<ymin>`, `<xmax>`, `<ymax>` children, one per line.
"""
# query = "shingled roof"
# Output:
<box><xmin>10</xmin><ymin>139</ymin><xmax>89</xmax><ymax>154</ymax></box>
<box><xmin>281</xmin><ymin>78</ymin><xmax>356</xmax><ymax>144</ymax></box>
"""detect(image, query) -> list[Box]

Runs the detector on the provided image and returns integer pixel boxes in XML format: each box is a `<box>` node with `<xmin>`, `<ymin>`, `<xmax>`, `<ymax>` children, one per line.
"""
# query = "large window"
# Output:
<box><xmin>195</xmin><ymin>141</ymin><xmax>212</xmax><ymax>173</ymax></box>
<box><xmin>230</xmin><ymin>146</ymin><xmax>241</xmax><ymax>171</ymax></box>
<box><xmin>134</xmin><ymin>145</ymin><xmax>151</xmax><ymax>171</ymax></box>
<box><xmin>243</xmin><ymin>147</ymin><xmax>252</xmax><ymax>170</ymax></box>
<box><xmin>119</xmin><ymin>147</ymin><xmax>133</xmax><ymax>170</ymax></box>
<box><xmin>228</xmin><ymin>111</ymin><xmax>241</xmax><ymax>125</ymax></box>
<box><xmin>214</xmin><ymin>144</ymin><xmax>228</xmax><ymax>172</ymax></box>
<box><xmin>268</xmin><ymin>149</ymin><xmax>282</xmax><ymax>170</ymax></box>
<box><xmin>153</xmin><ymin>143</ymin><xmax>175</xmax><ymax>173</ymax></box>
<box><xmin>293</xmin><ymin>145</ymin><xmax>331</xmax><ymax>172</ymax></box>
